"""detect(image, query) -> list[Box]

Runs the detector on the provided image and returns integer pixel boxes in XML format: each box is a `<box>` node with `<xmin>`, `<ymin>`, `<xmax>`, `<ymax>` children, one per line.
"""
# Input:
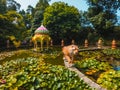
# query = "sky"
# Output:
<box><xmin>15</xmin><ymin>0</ymin><xmax>120</xmax><ymax>16</ymax></box>
<box><xmin>15</xmin><ymin>0</ymin><xmax>89</xmax><ymax>11</ymax></box>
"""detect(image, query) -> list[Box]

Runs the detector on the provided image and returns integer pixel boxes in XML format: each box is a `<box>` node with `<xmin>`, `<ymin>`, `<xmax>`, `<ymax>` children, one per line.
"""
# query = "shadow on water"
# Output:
<box><xmin>0</xmin><ymin>50</ymin><xmax>39</xmax><ymax>65</ymax></box>
<box><xmin>43</xmin><ymin>53</ymin><xmax>64</xmax><ymax>66</ymax></box>
<box><xmin>0</xmin><ymin>46</ymin><xmax>65</xmax><ymax>66</ymax></box>
<box><xmin>38</xmin><ymin>47</ymin><xmax>65</xmax><ymax>66</ymax></box>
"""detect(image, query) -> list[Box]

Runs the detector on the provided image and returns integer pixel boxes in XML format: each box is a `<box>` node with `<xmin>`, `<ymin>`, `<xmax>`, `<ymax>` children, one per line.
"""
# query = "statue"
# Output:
<box><xmin>62</xmin><ymin>45</ymin><xmax>79</xmax><ymax>67</ymax></box>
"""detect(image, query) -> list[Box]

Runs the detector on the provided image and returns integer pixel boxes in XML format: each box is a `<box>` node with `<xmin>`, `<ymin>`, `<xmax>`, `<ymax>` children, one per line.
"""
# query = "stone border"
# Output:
<box><xmin>68</xmin><ymin>67</ymin><xmax>107</xmax><ymax>90</ymax></box>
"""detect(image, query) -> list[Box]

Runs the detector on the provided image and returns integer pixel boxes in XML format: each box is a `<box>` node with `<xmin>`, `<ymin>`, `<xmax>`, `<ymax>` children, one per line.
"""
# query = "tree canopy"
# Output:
<box><xmin>0</xmin><ymin>0</ymin><xmax>120</xmax><ymax>47</ymax></box>
<box><xmin>86</xmin><ymin>0</ymin><xmax>120</xmax><ymax>39</ymax></box>
<box><xmin>43</xmin><ymin>2</ymin><xmax>81</xmax><ymax>44</ymax></box>
<box><xmin>31</xmin><ymin>0</ymin><xmax>50</xmax><ymax>36</ymax></box>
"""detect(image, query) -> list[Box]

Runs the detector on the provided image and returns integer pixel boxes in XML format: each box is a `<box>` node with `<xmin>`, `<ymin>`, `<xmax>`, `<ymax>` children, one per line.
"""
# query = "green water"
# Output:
<box><xmin>0</xmin><ymin>48</ymin><xmax>65</xmax><ymax>66</ymax></box>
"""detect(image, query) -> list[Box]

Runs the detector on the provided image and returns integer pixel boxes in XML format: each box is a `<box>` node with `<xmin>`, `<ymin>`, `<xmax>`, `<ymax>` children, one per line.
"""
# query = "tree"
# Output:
<box><xmin>0</xmin><ymin>0</ymin><xmax>7</xmax><ymax>14</ymax></box>
<box><xmin>7</xmin><ymin>0</ymin><xmax>21</xmax><ymax>11</ymax></box>
<box><xmin>0</xmin><ymin>0</ymin><xmax>27</xmax><ymax>47</ymax></box>
<box><xmin>86</xmin><ymin>0</ymin><xmax>120</xmax><ymax>39</ymax></box>
<box><xmin>26</xmin><ymin>5</ymin><xmax>34</xmax><ymax>16</ymax></box>
<box><xmin>5</xmin><ymin>11</ymin><xmax>26</xmax><ymax>40</ymax></box>
<box><xmin>19</xmin><ymin>8</ymin><xmax>33</xmax><ymax>29</ymax></box>
<box><xmin>44</xmin><ymin>2</ymin><xmax>81</xmax><ymax>44</ymax></box>
<box><xmin>31</xmin><ymin>0</ymin><xmax>50</xmax><ymax>35</ymax></box>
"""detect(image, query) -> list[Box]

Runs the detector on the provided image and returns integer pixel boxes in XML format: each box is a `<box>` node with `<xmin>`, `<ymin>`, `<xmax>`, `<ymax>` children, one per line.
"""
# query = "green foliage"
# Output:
<box><xmin>0</xmin><ymin>0</ymin><xmax>7</xmax><ymax>14</ymax></box>
<box><xmin>44</xmin><ymin>2</ymin><xmax>81</xmax><ymax>44</ymax></box>
<box><xmin>31</xmin><ymin>0</ymin><xmax>50</xmax><ymax>36</ymax></box>
<box><xmin>0</xmin><ymin>0</ymin><xmax>31</xmax><ymax>47</ymax></box>
<box><xmin>0</xmin><ymin>14</ymin><xmax>15</xmax><ymax>46</ymax></box>
<box><xmin>103</xmin><ymin>49</ymin><xmax>120</xmax><ymax>56</ymax></box>
<box><xmin>103</xmin><ymin>49</ymin><xmax>120</xmax><ymax>63</ymax></box>
<box><xmin>75</xmin><ymin>58</ymin><xmax>112</xmax><ymax>71</ymax></box>
<box><xmin>0</xmin><ymin>10</ymin><xmax>26</xmax><ymax>45</ymax></box>
<box><xmin>97</xmin><ymin>70</ymin><xmax>120</xmax><ymax>90</ymax></box>
<box><xmin>8</xmin><ymin>35</ymin><xmax>21</xmax><ymax>48</ymax></box>
<box><xmin>86</xmin><ymin>0</ymin><xmax>120</xmax><ymax>38</ymax></box>
<box><xmin>7</xmin><ymin>0</ymin><xmax>21</xmax><ymax>11</ymax></box>
<box><xmin>0</xmin><ymin>56</ymin><xmax>93</xmax><ymax>90</ymax></box>
<box><xmin>0</xmin><ymin>14</ymin><xmax>10</xmax><ymax>32</ymax></box>
<box><xmin>78</xmin><ymin>50</ymin><xmax>103</xmax><ymax>59</ymax></box>
<box><xmin>5</xmin><ymin>11</ymin><xmax>26</xmax><ymax>40</ymax></box>
<box><xmin>74</xmin><ymin>49</ymin><xmax>120</xmax><ymax>89</ymax></box>
<box><xmin>5</xmin><ymin>11</ymin><xmax>23</xmax><ymax>23</ymax></box>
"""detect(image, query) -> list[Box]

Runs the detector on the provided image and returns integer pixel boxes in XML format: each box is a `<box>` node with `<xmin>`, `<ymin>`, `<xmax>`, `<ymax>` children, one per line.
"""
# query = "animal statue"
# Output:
<box><xmin>62</xmin><ymin>45</ymin><xmax>79</xmax><ymax>67</ymax></box>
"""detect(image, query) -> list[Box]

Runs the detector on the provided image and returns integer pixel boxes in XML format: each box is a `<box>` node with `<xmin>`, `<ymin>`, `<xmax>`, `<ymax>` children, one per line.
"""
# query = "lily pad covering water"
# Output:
<box><xmin>74</xmin><ymin>49</ymin><xmax>120</xmax><ymax>90</ymax></box>
<box><xmin>1</xmin><ymin>48</ymin><xmax>120</xmax><ymax>89</ymax></box>
<box><xmin>0</xmin><ymin>50</ymin><xmax>94</xmax><ymax>90</ymax></box>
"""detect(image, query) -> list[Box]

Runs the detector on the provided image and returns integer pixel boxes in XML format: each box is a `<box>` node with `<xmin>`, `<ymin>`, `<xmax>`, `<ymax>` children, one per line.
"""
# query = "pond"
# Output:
<box><xmin>1</xmin><ymin>48</ymin><xmax>120</xmax><ymax>70</ymax></box>
<box><xmin>0</xmin><ymin>47</ymin><xmax>120</xmax><ymax>90</ymax></box>
<box><xmin>0</xmin><ymin>48</ymin><xmax>95</xmax><ymax>90</ymax></box>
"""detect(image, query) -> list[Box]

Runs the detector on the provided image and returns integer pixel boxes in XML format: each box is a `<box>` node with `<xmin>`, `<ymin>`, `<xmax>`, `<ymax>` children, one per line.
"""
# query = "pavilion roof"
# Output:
<box><xmin>35</xmin><ymin>25</ymin><xmax>49</xmax><ymax>34</ymax></box>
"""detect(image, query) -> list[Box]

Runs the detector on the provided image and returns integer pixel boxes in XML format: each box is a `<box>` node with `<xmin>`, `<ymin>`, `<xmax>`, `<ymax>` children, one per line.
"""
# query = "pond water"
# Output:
<box><xmin>1</xmin><ymin>48</ymin><xmax>120</xmax><ymax>70</ymax></box>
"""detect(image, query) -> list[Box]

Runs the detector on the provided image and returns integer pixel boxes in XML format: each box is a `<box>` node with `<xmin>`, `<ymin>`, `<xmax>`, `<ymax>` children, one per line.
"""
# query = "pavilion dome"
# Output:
<box><xmin>35</xmin><ymin>25</ymin><xmax>49</xmax><ymax>34</ymax></box>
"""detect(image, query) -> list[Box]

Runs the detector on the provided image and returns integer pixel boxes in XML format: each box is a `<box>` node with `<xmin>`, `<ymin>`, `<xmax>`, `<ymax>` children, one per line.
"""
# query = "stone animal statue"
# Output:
<box><xmin>62</xmin><ymin>45</ymin><xmax>79</xmax><ymax>67</ymax></box>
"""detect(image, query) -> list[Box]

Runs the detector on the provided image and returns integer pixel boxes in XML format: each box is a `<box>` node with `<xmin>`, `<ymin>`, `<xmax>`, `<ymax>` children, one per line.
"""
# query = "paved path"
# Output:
<box><xmin>79</xmin><ymin>46</ymin><xmax>110</xmax><ymax>52</ymax></box>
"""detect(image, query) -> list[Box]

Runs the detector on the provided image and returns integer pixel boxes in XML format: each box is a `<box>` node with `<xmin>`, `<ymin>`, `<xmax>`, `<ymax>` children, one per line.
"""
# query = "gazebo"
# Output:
<box><xmin>32</xmin><ymin>24</ymin><xmax>51</xmax><ymax>51</ymax></box>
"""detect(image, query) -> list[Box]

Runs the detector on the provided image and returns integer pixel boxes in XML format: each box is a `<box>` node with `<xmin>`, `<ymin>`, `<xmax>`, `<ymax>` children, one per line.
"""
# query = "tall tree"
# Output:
<box><xmin>31</xmin><ymin>0</ymin><xmax>50</xmax><ymax>35</ymax></box>
<box><xmin>19</xmin><ymin>6</ymin><xmax>33</xmax><ymax>29</ymax></box>
<box><xmin>86</xmin><ymin>0</ymin><xmax>120</xmax><ymax>39</ymax></box>
<box><xmin>26</xmin><ymin>5</ymin><xmax>34</xmax><ymax>16</ymax></box>
<box><xmin>7</xmin><ymin>0</ymin><xmax>21</xmax><ymax>11</ymax></box>
<box><xmin>44</xmin><ymin>2</ymin><xmax>81</xmax><ymax>44</ymax></box>
<box><xmin>0</xmin><ymin>0</ymin><xmax>7</xmax><ymax>14</ymax></box>
<box><xmin>4</xmin><ymin>11</ymin><xmax>26</xmax><ymax>40</ymax></box>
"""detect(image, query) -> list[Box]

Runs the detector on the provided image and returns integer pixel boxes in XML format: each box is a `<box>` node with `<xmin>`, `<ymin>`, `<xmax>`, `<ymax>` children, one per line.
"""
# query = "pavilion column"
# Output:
<box><xmin>46</xmin><ymin>40</ymin><xmax>49</xmax><ymax>50</ymax></box>
<box><xmin>35</xmin><ymin>41</ymin><xmax>38</xmax><ymax>51</ymax></box>
<box><xmin>41</xmin><ymin>39</ymin><xmax>43</xmax><ymax>51</ymax></box>
<box><xmin>33</xmin><ymin>41</ymin><xmax>36</xmax><ymax>51</ymax></box>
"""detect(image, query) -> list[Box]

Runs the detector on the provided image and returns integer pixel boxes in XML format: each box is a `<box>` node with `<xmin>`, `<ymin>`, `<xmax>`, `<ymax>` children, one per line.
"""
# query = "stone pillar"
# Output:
<box><xmin>97</xmin><ymin>39</ymin><xmax>102</xmax><ymax>49</ymax></box>
<box><xmin>50</xmin><ymin>40</ymin><xmax>53</xmax><ymax>47</ymax></box>
<box><xmin>61</xmin><ymin>39</ymin><xmax>64</xmax><ymax>47</ymax></box>
<box><xmin>71</xmin><ymin>39</ymin><xmax>75</xmax><ymax>45</ymax></box>
<box><xmin>84</xmin><ymin>39</ymin><xmax>88</xmax><ymax>48</ymax></box>
<box><xmin>112</xmin><ymin>39</ymin><xmax>116</xmax><ymax>49</ymax></box>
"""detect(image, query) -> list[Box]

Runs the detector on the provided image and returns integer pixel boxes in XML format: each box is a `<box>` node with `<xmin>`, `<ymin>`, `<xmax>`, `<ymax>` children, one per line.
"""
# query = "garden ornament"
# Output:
<box><xmin>97</xmin><ymin>39</ymin><xmax>102</xmax><ymax>49</ymax></box>
<box><xmin>84</xmin><ymin>39</ymin><xmax>88</xmax><ymax>48</ymax></box>
<box><xmin>62</xmin><ymin>45</ymin><xmax>79</xmax><ymax>67</ymax></box>
<box><xmin>112</xmin><ymin>39</ymin><xmax>116</xmax><ymax>49</ymax></box>
<box><xmin>71</xmin><ymin>39</ymin><xmax>75</xmax><ymax>45</ymax></box>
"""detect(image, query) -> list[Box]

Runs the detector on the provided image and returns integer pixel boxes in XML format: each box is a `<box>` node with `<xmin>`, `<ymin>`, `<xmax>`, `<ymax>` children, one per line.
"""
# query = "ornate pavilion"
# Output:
<box><xmin>32</xmin><ymin>25</ymin><xmax>51</xmax><ymax>51</ymax></box>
